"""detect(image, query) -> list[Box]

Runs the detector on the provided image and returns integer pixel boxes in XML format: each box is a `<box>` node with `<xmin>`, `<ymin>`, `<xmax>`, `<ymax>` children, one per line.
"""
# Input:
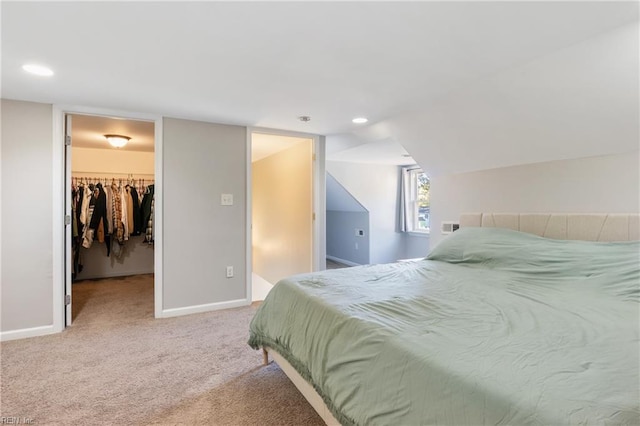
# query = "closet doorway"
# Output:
<box><xmin>65</xmin><ymin>113</ymin><xmax>156</xmax><ymax>325</ymax></box>
<box><xmin>251</xmin><ymin>132</ymin><xmax>314</xmax><ymax>300</ymax></box>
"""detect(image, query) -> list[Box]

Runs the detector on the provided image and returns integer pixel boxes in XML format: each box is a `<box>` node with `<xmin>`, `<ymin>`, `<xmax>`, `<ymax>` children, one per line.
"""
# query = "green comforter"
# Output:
<box><xmin>248</xmin><ymin>228</ymin><xmax>640</xmax><ymax>425</ymax></box>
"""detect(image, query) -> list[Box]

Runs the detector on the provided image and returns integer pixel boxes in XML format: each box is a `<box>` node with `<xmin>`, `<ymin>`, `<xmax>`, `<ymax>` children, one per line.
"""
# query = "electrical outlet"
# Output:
<box><xmin>226</xmin><ymin>266</ymin><xmax>234</xmax><ymax>278</ymax></box>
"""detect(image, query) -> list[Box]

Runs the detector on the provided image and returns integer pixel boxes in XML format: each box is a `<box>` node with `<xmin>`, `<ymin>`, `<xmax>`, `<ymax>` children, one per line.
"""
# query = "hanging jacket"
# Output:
<box><xmin>105</xmin><ymin>185</ymin><xmax>114</xmax><ymax>234</ymax></box>
<box><xmin>130</xmin><ymin>187</ymin><xmax>142</xmax><ymax>236</ymax></box>
<box><xmin>89</xmin><ymin>183</ymin><xmax>108</xmax><ymax>233</ymax></box>
<box><xmin>126</xmin><ymin>186</ymin><xmax>135</xmax><ymax>235</ymax></box>
<box><xmin>112</xmin><ymin>182</ymin><xmax>125</xmax><ymax>244</ymax></box>
<box><xmin>82</xmin><ymin>193</ymin><xmax>96</xmax><ymax>249</ymax></box>
<box><xmin>79</xmin><ymin>183</ymin><xmax>93</xmax><ymax>227</ymax></box>
<box><xmin>120</xmin><ymin>185</ymin><xmax>129</xmax><ymax>241</ymax></box>
<box><xmin>140</xmin><ymin>184</ymin><xmax>155</xmax><ymax>234</ymax></box>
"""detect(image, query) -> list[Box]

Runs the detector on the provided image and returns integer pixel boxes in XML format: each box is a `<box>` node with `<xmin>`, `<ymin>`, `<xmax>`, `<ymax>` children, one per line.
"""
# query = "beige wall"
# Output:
<box><xmin>71</xmin><ymin>147</ymin><xmax>154</xmax><ymax>176</ymax></box>
<box><xmin>1</xmin><ymin>100</ymin><xmax>54</xmax><ymax>332</ymax></box>
<box><xmin>430</xmin><ymin>152</ymin><xmax>640</xmax><ymax>246</ymax></box>
<box><xmin>163</xmin><ymin>117</ymin><xmax>247</xmax><ymax>310</ymax></box>
<box><xmin>252</xmin><ymin>141</ymin><xmax>313</xmax><ymax>284</ymax></box>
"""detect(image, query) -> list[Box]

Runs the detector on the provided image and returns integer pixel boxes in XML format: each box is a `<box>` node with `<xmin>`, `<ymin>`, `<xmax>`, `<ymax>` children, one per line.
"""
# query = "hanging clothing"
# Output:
<box><xmin>105</xmin><ymin>185</ymin><xmax>114</xmax><ymax>234</ymax></box>
<box><xmin>120</xmin><ymin>185</ymin><xmax>130</xmax><ymax>241</ymax></box>
<box><xmin>82</xmin><ymin>193</ymin><xmax>96</xmax><ymax>249</ymax></box>
<box><xmin>89</xmin><ymin>184</ymin><xmax>108</xmax><ymax>240</ymax></box>
<box><xmin>112</xmin><ymin>182</ymin><xmax>125</xmax><ymax>244</ymax></box>
<box><xmin>145</xmin><ymin>196</ymin><xmax>154</xmax><ymax>245</ymax></box>
<box><xmin>141</xmin><ymin>184</ymin><xmax>155</xmax><ymax>245</ymax></box>
<box><xmin>130</xmin><ymin>186</ymin><xmax>142</xmax><ymax>236</ymax></box>
<box><xmin>71</xmin><ymin>186</ymin><xmax>79</xmax><ymax>238</ymax></box>
<box><xmin>126</xmin><ymin>186</ymin><xmax>135</xmax><ymax>235</ymax></box>
<box><xmin>79</xmin><ymin>183</ymin><xmax>93</xmax><ymax>227</ymax></box>
<box><xmin>141</xmin><ymin>184</ymin><xmax>155</xmax><ymax>235</ymax></box>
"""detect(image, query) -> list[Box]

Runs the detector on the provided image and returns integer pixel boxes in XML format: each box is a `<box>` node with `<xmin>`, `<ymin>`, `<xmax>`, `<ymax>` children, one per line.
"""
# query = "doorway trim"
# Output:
<box><xmin>246</xmin><ymin>127</ymin><xmax>326</xmax><ymax>300</ymax></box>
<box><xmin>52</xmin><ymin>105</ymin><xmax>163</xmax><ymax>332</ymax></box>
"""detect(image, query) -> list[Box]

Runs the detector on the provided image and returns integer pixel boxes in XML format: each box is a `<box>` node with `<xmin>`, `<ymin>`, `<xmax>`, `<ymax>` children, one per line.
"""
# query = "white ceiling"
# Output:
<box><xmin>327</xmin><ymin>139</ymin><xmax>415</xmax><ymax>166</ymax></box>
<box><xmin>2</xmin><ymin>2</ymin><xmax>638</xmax><ymax>172</ymax></box>
<box><xmin>71</xmin><ymin>114</ymin><xmax>155</xmax><ymax>152</ymax></box>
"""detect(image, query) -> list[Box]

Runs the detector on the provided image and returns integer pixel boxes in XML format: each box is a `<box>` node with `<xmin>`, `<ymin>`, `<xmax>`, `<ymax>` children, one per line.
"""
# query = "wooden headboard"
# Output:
<box><xmin>459</xmin><ymin>213</ymin><xmax>640</xmax><ymax>242</ymax></box>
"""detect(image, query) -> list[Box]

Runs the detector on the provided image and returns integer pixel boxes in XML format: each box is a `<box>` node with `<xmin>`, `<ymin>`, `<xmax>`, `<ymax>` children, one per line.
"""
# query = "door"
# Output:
<box><xmin>64</xmin><ymin>114</ymin><xmax>73</xmax><ymax>326</ymax></box>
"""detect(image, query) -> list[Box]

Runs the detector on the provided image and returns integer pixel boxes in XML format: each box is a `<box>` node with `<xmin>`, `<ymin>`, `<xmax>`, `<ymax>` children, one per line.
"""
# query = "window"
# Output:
<box><xmin>400</xmin><ymin>167</ymin><xmax>430</xmax><ymax>234</ymax></box>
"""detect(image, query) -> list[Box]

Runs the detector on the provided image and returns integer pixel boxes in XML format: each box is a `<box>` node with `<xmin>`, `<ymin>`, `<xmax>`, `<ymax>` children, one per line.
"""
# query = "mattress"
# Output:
<box><xmin>248</xmin><ymin>228</ymin><xmax>640</xmax><ymax>425</ymax></box>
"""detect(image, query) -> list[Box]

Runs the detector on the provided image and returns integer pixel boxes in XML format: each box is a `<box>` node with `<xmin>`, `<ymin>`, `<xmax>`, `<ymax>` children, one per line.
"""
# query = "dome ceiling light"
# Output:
<box><xmin>104</xmin><ymin>134</ymin><xmax>131</xmax><ymax>148</ymax></box>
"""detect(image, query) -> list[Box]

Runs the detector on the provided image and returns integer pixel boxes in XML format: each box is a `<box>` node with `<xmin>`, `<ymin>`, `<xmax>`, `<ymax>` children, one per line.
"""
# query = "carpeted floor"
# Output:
<box><xmin>325</xmin><ymin>259</ymin><xmax>350</xmax><ymax>270</ymax></box>
<box><xmin>0</xmin><ymin>274</ymin><xmax>324</xmax><ymax>425</ymax></box>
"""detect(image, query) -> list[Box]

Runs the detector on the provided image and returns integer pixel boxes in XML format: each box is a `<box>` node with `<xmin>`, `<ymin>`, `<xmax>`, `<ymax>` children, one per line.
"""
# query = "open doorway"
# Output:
<box><xmin>66</xmin><ymin>113</ymin><xmax>155</xmax><ymax>325</ymax></box>
<box><xmin>250</xmin><ymin>132</ymin><xmax>314</xmax><ymax>300</ymax></box>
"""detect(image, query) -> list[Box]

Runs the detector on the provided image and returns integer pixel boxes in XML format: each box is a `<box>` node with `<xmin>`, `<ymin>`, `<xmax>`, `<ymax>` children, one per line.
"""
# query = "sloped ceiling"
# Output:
<box><xmin>326</xmin><ymin>173</ymin><xmax>367</xmax><ymax>213</ymax></box>
<box><xmin>340</xmin><ymin>21</ymin><xmax>640</xmax><ymax>177</ymax></box>
<box><xmin>2</xmin><ymin>2</ymin><xmax>638</xmax><ymax>175</ymax></box>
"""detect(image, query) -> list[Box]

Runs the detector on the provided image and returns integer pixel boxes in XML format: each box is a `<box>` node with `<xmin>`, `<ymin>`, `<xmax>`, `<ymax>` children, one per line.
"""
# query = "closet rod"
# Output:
<box><xmin>72</xmin><ymin>171</ymin><xmax>155</xmax><ymax>178</ymax></box>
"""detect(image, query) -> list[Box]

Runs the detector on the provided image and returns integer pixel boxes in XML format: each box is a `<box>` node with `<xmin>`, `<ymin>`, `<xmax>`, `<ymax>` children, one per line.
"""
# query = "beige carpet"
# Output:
<box><xmin>0</xmin><ymin>274</ymin><xmax>324</xmax><ymax>425</ymax></box>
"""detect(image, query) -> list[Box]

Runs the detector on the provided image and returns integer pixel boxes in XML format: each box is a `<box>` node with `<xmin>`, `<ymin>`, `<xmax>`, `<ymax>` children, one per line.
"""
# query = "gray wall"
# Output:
<box><xmin>163</xmin><ymin>118</ymin><xmax>247</xmax><ymax>310</ymax></box>
<box><xmin>76</xmin><ymin>241</ymin><xmax>154</xmax><ymax>280</ymax></box>
<box><xmin>326</xmin><ymin>211</ymin><xmax>370</xmax><ymax>265</ymax></box>
<box><xmin>430</xmin><ymin>152</ymin><xmax>640</xmax><ymax>246</ymax></box>
<box><xmin>1</xmin><ymin>99</ymin><xmax>54</xmax><ymax>332</ymax></box>
<box><xmin>402</xmin><ymin>234</ymin><xmax>430</xmax><ymax>259</ymax></box>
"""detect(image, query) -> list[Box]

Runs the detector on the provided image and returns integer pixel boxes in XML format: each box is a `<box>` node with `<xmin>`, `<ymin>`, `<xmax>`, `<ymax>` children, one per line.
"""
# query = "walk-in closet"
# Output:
<box><xmin>69</xmin><ymin>114</ymin><xmax>155</xmax><ymax>323</ymax></box>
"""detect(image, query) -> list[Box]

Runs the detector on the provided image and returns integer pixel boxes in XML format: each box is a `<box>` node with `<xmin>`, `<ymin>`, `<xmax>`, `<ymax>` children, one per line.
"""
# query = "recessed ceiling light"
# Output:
<box><xmin>352</xmin><ymin>117</ymin><xmax>368</xmax><ymax>124</ymax></box>
<box><xmin>22</xmin><ymin>63</ymin><xmax>54</xmax><ymax>77</ymax></box>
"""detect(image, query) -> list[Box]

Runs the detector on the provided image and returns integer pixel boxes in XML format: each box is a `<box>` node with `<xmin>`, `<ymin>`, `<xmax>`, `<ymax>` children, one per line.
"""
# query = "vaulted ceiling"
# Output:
<box><xmin>2</xmin><ymin>2</ymin><xmax>638</xmax><ymax>175</ymax></box>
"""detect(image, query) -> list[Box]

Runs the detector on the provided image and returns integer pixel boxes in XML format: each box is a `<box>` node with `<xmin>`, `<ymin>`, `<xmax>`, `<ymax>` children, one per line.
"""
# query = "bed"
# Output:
<box><xmin>248</xmin><ymin>213</ymin><xmax>640</xmax><ymax>425</ymax></box>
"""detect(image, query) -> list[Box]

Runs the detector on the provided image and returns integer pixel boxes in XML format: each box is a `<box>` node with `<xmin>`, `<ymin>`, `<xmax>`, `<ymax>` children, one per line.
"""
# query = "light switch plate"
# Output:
<box><xmin>221</xmin><ymin>194</ymin><xmax>234</xmax><ymax>206</ymax></box>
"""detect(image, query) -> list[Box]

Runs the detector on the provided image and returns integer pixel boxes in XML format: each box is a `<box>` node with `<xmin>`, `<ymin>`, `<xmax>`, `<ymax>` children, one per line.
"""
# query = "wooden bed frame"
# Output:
<box><xmin>260</xmin><ymin>212</ymin><xmax>640</xmax><ymax>425</ymax></box>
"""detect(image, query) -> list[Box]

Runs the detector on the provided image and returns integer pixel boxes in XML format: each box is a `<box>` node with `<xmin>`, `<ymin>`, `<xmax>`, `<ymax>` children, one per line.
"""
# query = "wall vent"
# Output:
<box><xmin>441</xmin><ymin>222</ymin><xmax>460</xmax><ymax>234</ymax></box>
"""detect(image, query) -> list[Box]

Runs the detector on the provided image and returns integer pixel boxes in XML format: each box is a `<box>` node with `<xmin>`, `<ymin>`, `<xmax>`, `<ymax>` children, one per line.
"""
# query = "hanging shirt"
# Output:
<box><xmin>105</xmin><ymin>185</ymin><xmax>114</xmax><ymax>234</ymax></box>
<box><xmin>126</xmin><ymin>186</ymin><xmax>135</xmax><ymax>235</ymax></box>
<box><xmin>112</xmin><ymin>182</ymin><xmax>125</xmax><ymax>244</ymax></box>
<box><xmin>120</xmin><ymin>185</ymin><xmax>129</xmax><ymax>241</ymax></box>
<box><xmin>79</xmin><ymin>183</ymin><xmax>92</xmax><ymax>227</ymax></box>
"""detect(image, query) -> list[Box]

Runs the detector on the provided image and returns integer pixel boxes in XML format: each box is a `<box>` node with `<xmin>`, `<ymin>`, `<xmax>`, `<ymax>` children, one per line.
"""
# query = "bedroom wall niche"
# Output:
<box><xmin>252</xmin><ymin>133</ymin><xmax>313</xmax><ymax>288</ymax></box>
<box><xmin>70</xmin><ymin>114</ymin><xmax>155</xmax><ymax>281</ymax></box>
<box><xmin>326</xmin><ymin>161</ymin><xmax>414</xmax><ymax>264</ymax></box>
<box><xmin>326</xmin><ymin>172</ymin><xmax>370</xmax><ymax>265</ymax></box>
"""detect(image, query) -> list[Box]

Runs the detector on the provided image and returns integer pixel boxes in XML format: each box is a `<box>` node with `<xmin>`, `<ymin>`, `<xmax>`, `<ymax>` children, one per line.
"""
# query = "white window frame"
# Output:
<box><xmin>407</xmin><ymin>168</ymin><xmax>430</xmax><ymax>235</ymax></box>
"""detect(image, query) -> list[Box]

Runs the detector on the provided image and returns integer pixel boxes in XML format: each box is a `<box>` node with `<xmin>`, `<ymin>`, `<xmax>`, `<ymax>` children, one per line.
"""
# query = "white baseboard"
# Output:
<box><xmin>159</xmin><ymin>298</ymin><xmax>251</xmax><ymax>318</ymax></box>
<box><xmin>326</xmin><ymin>255</ymin><xmax>361</xmax><ymax>267</ymax></box>
<box><xmin>0</xmin><ymin>324</ymin><xmax>58</xmax><ymax>342</ymax></box>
